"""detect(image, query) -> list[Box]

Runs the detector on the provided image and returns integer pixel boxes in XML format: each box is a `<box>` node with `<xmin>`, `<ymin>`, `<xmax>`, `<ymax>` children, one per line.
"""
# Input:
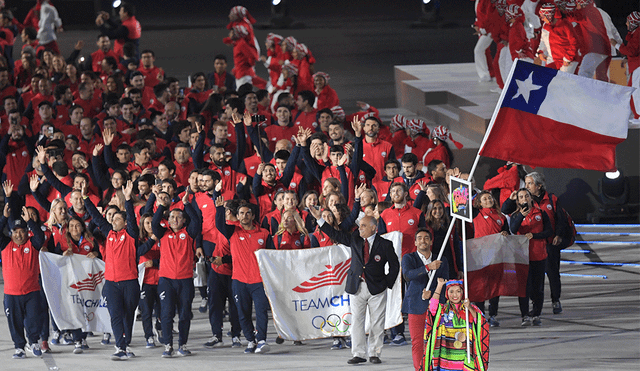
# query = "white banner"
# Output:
<box><xmin>39</xmin><ymin>252</ymin><xmax>145</xmax><ymax>333</ymax></box>
<box><xmin>256</xmin><ymin>231</ymin><xmax>403</xmax><ymax>341</ymax></box>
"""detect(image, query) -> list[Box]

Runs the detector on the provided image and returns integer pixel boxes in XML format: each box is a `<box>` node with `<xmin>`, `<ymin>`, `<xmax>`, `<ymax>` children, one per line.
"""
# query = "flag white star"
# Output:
<box><xmin>512</xmin><ymin>72</ymin><xmax>543</xmax><ymax>104</ymax></box>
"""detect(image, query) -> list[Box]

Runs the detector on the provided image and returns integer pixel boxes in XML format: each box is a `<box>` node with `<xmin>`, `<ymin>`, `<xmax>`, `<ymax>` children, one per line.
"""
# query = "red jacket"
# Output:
<box><xmin>315</xmin><ymin>85</ymin><xmax>339</xmax><ymax>111</ymax></box>
<box><xmin>575</xmin><ymin>5</ymin><xmax>610</xmax><ymax>56</ymax></box>
<box><xmin>194</xmin><ymin>192</ymin><xmax>218</xmax><ymax>242</ymax></box>
<box><xmin>544</xmin><ymin>18</ymin><xmax>580</xmax><ymax>65</ymax></box>
<box><xmin>380</xmin><ymin>204</ymin><xmax>424</xmax><ymax>256</ymax></box>
<box><xmin>2</xmin><ymin>238</ymin><xmax>41</xmax><ymax>295</ymax></box>
<box><xmin>275</xmin><ymin>230</ymin><xmax>310</xmax><ymax>250</ymax></box>
<box><xmin>619</xmin><ymin>28</ymin><xmax>640</xmax><ymax>79</ymax></box>
<box><xmin>113</xmin><ymin>16</ymin><xmax>141</xmax><ymax>58</ymax></box>
<box><xmin>515</xmin><ymin>206</ymin><xmax>548</xmax><ymax>261</ymax></box>
<box><xmin>103</xmin><ymin>229</ymin><xmax>138</xmax><ymax>282</ymax></box>
<box><xmin>229</xmin><ymin>225</ymin><xmax>271</xmax><ymax>284</ymax></box>
<box><xmin>231</xmin><ymin>37</ymin><xmax>258</xmax><ymax>79</ymax></box>
<box><xmin>91</xmin><ymin>49</ymin><xmax>119</xmax><ymax>73</ymax></box>
<box><xmin>292</xmin><ymin>109</ymin><xmax>318</xmax><ymax>131</ymax></box>
<box><xmin>139</xmin><ymin>240</ymin><xmax>160</xmax><ymax>285</ymax></box>
<box><xmin>362</xmin><ymin>137</ymin><xmax>394</xmax><ymax>182</ymax></box>
<box><xmin>473</xmin><ymin>208</ymin><xmax>507</xmax><ymax>238</ymax></box>
<box><xmin>483</xmin><ymin>165</ymin><xmax>521</xmax><ymax>206</ymax></box>
<box><xmin>138</xmin><ymin>66</ymin><xmax>164</xmax><ymax>88</ymax></box>
<box><xmin>158</xmin><ymin>227</ymin><xmax>195</xmax><ymax>280</ymax></box>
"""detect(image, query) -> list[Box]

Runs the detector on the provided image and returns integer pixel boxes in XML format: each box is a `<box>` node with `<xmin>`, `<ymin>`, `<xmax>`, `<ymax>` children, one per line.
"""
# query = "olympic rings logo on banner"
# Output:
<box><xmin>312</xmin><ymin>313</ymin><xmax>352</xmax><ymax>334</ymax></box>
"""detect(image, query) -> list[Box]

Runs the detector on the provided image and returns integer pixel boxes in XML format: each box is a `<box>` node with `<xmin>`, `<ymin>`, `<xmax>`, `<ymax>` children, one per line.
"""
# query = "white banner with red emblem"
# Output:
<box><xmin>256</xmin><ymin>231</ymin><xmax>403</xmax><ymax>341</ymax></box>
<box><xmin>39</xmin><ymin>252</ymin><xmax>145</xmax><ymax>333</ymax></box>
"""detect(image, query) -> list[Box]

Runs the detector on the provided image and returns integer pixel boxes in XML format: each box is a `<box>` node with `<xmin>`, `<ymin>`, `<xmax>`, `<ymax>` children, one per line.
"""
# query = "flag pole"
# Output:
<box><xmin>463</xmin><ymin>222</ymin><xmax>470</xmax><ymax>363</ymax></box>
<box><xmin>468</xmin><ymin>59</ymin><xmax>521</xmax><ymax>180</ymax></box>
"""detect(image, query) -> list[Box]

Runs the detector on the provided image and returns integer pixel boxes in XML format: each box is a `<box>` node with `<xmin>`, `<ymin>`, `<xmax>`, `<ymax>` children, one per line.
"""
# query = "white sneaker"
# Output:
<box><xmin>73</xmin><ymin>342</ymin><xmax>83</xmax><ymax>354</ymax></box>
<box><xmin>255</xmin><ymin>340</ymin><xmax>270</xmax><ymax>354</ymax></box>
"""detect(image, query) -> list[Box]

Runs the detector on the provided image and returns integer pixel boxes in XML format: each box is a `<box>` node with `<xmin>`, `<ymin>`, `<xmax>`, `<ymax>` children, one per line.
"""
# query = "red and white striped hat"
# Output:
<box><xmin>628</xmin><ymin>11</ymin><xmax>640</xmax><ymax>31</ymax></box>
<box><xmin>295</xmin><ymin>43</ymin><xmax>308</xmax><ymax>56</ymax></box>
<box><xmin>407</xmin><ymin>118</ymin><xmax>429</xmax><ymax>136</ymax></box>
<box><xmin>432</xmin><ymin>125</ymin><xmax>463</xmax><ymax>149</ymax></box>
<box><xmin>330</xmin><ymin>106</ymin><xmax>345</xmax><ymax>122</ymax></box>
<box><xmin>539</xmin><ymin>3</ymin><xmax>556</xmax><ymax>19</ymax></box>
<box><xmin>313</xmin><ymin>71</ymin><xmax>330</xmax><ymax>82</ymax></box>
<box><xmin>390</xmin><ymin>114</ymin><xmax>407</xmax><ymax>131</ymax></box>
<box><xmin>282</xmin><ymin>63</ymin><xmax>299</xmax><ymax>76</ymax></box>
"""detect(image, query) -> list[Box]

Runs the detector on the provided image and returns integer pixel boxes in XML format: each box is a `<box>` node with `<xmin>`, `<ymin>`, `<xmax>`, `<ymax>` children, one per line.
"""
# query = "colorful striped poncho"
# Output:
<box><xmin>422</xmin><ymin>302</ymin><xmax>490</xmax><ymax>371</ymax></box>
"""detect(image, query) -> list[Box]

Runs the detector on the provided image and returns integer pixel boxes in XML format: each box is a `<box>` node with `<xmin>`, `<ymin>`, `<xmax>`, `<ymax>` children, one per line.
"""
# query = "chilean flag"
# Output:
<box><xmin>466</xmin><ymin>234</ymin><xmax>530</xmax><ymax>303</ymax></box>
<box><xmin>479</xmin><ymin>60</ymin><xmax>633</xmax><ymax>172</ymax></box>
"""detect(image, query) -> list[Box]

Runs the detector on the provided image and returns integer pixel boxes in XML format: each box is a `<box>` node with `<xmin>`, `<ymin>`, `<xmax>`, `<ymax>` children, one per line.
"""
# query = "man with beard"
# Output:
<box><xmin>215</xmin><ymin>198</ymin><xmax>275</xmax><ymax>354</ymax></box>
<box><xmin>89</xmin><ymin>34</ymin><xmax>119</xmax><ymax>73</ymax></box>
<box><xmin>361</xmin><ymin>116</ymin><xmax>394</xmax><ymax>182</ymax></box>
<box><xmin>393</xmin><ymin>153</ymin><xmax>426</xmax><ymax>201</ymax></box>
<box><xmin>137</xmin><ymin>49</ymin><xmax>164</xmax><ymax>88</ymax></box>
<box><xmin>193</xmin><ymin>112</ymin><xmax>248</xmax><ymax>201</ymax></box>
<box><xmin>377</xmin><ymin>182</ymin><xmax>425</xmax><ymax>346</ymax></box>
<box><xmin>129</xmin><ymin>71</ymin><xmax>154</xmax><ymax>108</ymax></box>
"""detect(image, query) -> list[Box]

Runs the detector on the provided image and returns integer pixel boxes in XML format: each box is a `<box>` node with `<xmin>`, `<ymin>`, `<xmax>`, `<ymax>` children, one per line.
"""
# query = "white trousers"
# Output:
<box><xmin>578</xmin><ymin>53</ymin><xmax>608</xmax><ymax>79</ymax></box>
<box><xmin>474</xmin><ymin>34</ymin><xmax>493</xmax><ymax>81</ymax></box>
<box><xmin>350</xmin><ymin>281</ymin><xmax>387</xmax><ymax>359</ymax></box>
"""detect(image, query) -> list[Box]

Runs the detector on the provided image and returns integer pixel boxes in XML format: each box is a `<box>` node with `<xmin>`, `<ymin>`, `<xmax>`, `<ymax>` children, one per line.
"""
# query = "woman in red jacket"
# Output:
<box><xmin>471</xmin><ymin>191</ymin><xmax>508</xmax><ymax>327</ymax></box>
<box><xmin>509</xmin><ymin>188</ymin><xmax>552</xmax><ymax>327</ymax></box>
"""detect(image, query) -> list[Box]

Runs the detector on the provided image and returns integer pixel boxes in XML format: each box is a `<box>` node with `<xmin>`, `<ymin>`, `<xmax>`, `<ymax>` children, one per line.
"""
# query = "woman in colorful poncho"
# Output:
<box><xmin>423</xmin><ymin>279</ymin><xmax>489</xmax><ymax>371</ymax></box>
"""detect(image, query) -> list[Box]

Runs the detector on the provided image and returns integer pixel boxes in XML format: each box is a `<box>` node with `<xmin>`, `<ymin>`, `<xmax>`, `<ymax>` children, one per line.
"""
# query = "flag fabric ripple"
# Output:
<box><xmin>479</xmin><ymin>60</ymin><xmax>633</xmax><ymax>171</ymax></box>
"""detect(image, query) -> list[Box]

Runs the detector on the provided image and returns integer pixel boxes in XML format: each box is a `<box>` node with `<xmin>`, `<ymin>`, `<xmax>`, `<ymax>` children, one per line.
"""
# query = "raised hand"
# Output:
<box><xmin>93</xmin><ymin>143</ymin><xmax>104</xmax><ymax>157</ymax></box>
<box><xmin>214</xmin><ymin>195</ymin><xmax>225</xmax><ymax>207</ymax></box>
<box><xmin>417</xmin><ymin>180</ymin><xmax>428</xmax><ymax>192</ymax></box>
<box><xmin>355</xmin><ymin>183</ymin><xmax>366</xmax><ymax>199</ymax></box>
<box><xmin>103</xmin><ymin>128</ymin><xmax>114</xmax><ymax>146</ymax></box>
<box><xmin>243</xmin><ymin>111</ymin><xmax>252</xmax><ymax>127</ymax></box>
<box><xmin>2</xmin><ymin>180</ymin><xmax>13</xmax><ymax>198</ymax></box>
<box><xmin>337</xmin><ymin>152</ymin><xmax>348</xmax><ymax>167</ymax></box>
<box><xmin>21</xmin><ymin>206</ymin><xmax>30</xmax><ymax>222</ymax></box>
<box><xmin>351</xmin><ymin>116</ymin><xmax>362</xmax><ymax>137</ymax></box>
<box><xmin>122</xmin><ymin>180</ymin><xmax>134</xmax><ymax>200</ymax></box>
<box><xmin>308</xmin><ymin>205</ymin><xmax>322</xmax><ymax>221</ymax></box>
<box><xmin>36</xmin><ymin>145</ymin><xmax>47</xmax><ymax>165</ymax></box>
<box><xmin>215</xmin><ymin>179</ymin><xmax>223</xmax><ymax>193</ymax></box>
<box><xmin>29</xmin><ymin>175</ymin><xmax>40</xmax><ymax>193</ymax></box>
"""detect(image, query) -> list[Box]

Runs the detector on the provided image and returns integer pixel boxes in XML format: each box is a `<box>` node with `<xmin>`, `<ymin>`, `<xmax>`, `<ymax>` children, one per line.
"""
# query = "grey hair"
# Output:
<box><xmin>525</xmin><ymin>172</ymin><xmax>546</xmax><ymax>190</ymax></box>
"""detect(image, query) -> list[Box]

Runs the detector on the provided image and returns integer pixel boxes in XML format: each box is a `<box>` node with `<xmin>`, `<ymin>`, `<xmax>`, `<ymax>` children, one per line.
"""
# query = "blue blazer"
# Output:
<box><xmin>401</xmin><ymin>252</ymin><xmax>449</xmax><ymax>315</ymax></box>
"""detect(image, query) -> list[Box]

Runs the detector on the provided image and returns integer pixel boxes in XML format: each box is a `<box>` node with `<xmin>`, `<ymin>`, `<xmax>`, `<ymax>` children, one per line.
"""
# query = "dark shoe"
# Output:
<box><xmin>488</xmin><ymin>316</ymin><xmax>500</xmax><ymax>327</ymax></box>
<box><xmin>275</xmin><ymin>336</ymin><xmax>284</xmax><ymax>344</ymax></box>
<box><xmin>370</xmin><ymin>356</ymin><xmax>382</xmax><ymax>364</ymax></box>
<box><xmin>347</xmin><ymin>356</ymin><xmax>367</xmax><ymax>365</ymax></box>
<box><xmin>521</xmin><ymin>316</ymin><xmax>532</xmax><ymax>326</ymax></box>
<box><xmin>532</xmin><ymin>316</ymin><xmax>542</xmax><ymax>326</ymax></box>
<box><xmin>391</xmin><ymin>334</ymin><xmax>407</xmax><ymax>345</ymax></box>
<box><xmin>552</xmin><ymin>301</ymin><xmax>563</xmax><ymax>314</ymax></box>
